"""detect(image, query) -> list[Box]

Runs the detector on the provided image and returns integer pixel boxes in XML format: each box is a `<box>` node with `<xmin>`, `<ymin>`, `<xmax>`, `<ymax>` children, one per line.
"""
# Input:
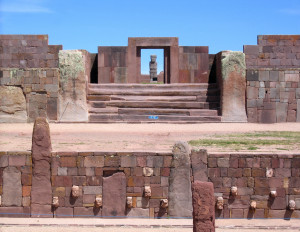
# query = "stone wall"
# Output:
<box><xmin>244</xmin><ymin>35</ymin><xmax>300</xmax><ymax>123</ymax></box>
<box><xmin>98</xmin><ymin>47</ymin><xmax>127</xmax><ymax>83</ymax></box>
<box><xmin>0</xmin><ymin>149</ymin><xmax>299</xmax><ymax>218</ymax></box>
<box><xmin>0</xmin><ymin>35</ymin><xmax>62</xmax><ymax>122</ymax></box>
<box><xmin>178</xmin><ymin>46</ymin><xmax>209</xmax><ymax>83</ymax></box>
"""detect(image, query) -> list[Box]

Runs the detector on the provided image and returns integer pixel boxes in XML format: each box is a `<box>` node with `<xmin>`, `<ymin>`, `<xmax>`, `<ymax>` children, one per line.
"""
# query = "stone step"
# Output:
<box><xmin>89</xmin><ymin>101</ymin><xmax>220</xmax><ymax>110</ymax></box>
<box><xmin>89</xmin><ymin>114</ymin><xmax>222</xmax><ymax>123</ymax></box>
<box><xmin>89</xmin><ymin>108</ymin><xmax>219</xmax><ymax>116</ymax></box>
<box><xmin>87</xmin><ymin>95</ymin><xmax>198</xmax><ymax>102</ymax></box>
<box><xmin>88</xmin><ymin>83</ymin><xmax>218</xmax><ymax>90</ymax></box>
<box><xmin>88</xmin><ymin>89</ymin><xmax>219</xmax><ymax>97</ymax></box>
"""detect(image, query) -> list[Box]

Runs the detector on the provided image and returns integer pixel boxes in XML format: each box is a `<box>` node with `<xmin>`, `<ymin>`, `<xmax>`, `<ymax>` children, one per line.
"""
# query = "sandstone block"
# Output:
<box><xmin>31</xmin><ymin>117</ymin><xmax>52</xmax><ymax>213</ymax></box>
<box><xmin>217</xmin><ymin>51</ymin><xmax>247</xmax><ymax>122</ymax></box>
<box><xmin>2</xmin><ymin>167</ymin><xmax>22</xmax><ymax>206</ymax></box>
<box><xmin>127</xmin><ymin>208</ymin><xmax>149</xmax><ymax>218</ymax></box>
<box><xmin>102</xmin><ymin>172</ymin><xmax>126</xmax><ymax>217</ymax></box>
<box><xmin>84</xmin><ymin>156</ymin><xmax>104</xmax><ymax>167</ymax></box>
<box><xmin>58</xmin><ymin>50</ymin><xmax>88</xmax><ymax>122</ymax></box>
<box><xmin>120</xmin><ymin>156</ymin><xmax>136</xmax><ymax>167</ymax></box>
<box><xmin>169</xmin><ymin>141</ymin><xmax>192</xmax><ymax>217</ymax></box>
<box><xmin>0</xmin><ymin>86</ymin><xmax>27</xmax><ymax>123</ymax></box>
<box><xmin>192</xmin><ymin>181</ymin><xmax>215</xmax><ymax>232</ymax></box>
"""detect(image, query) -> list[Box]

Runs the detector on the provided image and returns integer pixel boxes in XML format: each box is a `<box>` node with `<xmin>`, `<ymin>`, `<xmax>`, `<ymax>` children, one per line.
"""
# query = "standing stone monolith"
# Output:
<box><xmin>169</xmin><ymin>141</ymin><xmax>192</xmax><ymax>217</ymax></box>
<box><xmin>102</xmin><ymin>172</ymin><xmax>126</xmax><ymax>217</ymax></box>
<box><xmin>31</xmin><ymin>117</ymin><xmax>52</xmax><ymax>217</ymax></box>
<box><xmin>149</xmin><ymin>55</ymin><xmax>158</xmax><ymax>82</ymax></box>
<box><xmin>192</xmin><ymin>181</ymin><xmax>215</xmax><ymax>232</ymax></box>
<box><xmin>216</xmin><ymin>51</ymin><xmax>247</xmax><ymax>122</ymax></box>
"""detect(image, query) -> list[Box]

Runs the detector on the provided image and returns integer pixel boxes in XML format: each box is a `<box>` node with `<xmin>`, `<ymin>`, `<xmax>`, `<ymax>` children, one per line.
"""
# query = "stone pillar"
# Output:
<box><xmin>102</xmin><ymin>172</ymin><xmax>126</xmax><ymax>217</ymax></box>
<box><xmin>31</xmin><ymin>117</ymin><xmax>52</xmax><ymax>217</ymax></box>
<box><xmin>58</xmin><ymin>50</ymin><xmax>89</xmax><ymax>122</ymax></box>
<box><xmin>191</xmin><ymin>149</ymin><xmax>208</xmax><ymax>182</ymax></box>
<box><xmin>169</xmin><ymin>141</ymin><xmax>192</xmax><ymax>217</ymax></box>
<box><xmin>192</xmin><ymin>181</ymin><xmax>215</xmax><ymax>232</ymax></box>
<box><xmin>216</xmin><ymin>51</ymin><xmax>247</xmax><ymax>122</ymax></box>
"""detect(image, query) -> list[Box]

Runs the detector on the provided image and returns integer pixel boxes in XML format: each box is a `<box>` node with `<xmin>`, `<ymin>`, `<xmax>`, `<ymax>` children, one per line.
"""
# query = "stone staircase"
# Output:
<box><xmin>87</xmin><ymin>83</ymin><xmax>221</xmax><ymax>123</ymax></box>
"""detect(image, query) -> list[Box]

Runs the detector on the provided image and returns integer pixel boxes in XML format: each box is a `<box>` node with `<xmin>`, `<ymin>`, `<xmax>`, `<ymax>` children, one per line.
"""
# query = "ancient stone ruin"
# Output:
<box><xmin>1</xmin><ymin>35</ymin><xmax>299</xmax><ymax>123</ymax></box>
<box><xmin>0</xmin><ymin>117</ymin><xmax>299</xmax><ymax>219</ymax></box>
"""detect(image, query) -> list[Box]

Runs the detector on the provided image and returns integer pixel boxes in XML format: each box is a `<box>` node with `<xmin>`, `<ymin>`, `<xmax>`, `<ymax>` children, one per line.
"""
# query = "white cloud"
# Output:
<box><xmin>0</xmin><ymin>0</ymin><xmax>52</xmax><ymax>13</ymax></box>
<box><xmin>279</xmin><ymin>8</ymin><xmax>300</xmax><ymax>15</ymax></box>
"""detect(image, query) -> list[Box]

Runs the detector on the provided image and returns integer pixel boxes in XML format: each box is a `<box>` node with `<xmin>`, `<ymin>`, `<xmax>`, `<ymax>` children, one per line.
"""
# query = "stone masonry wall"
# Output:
<box><xmin>0</xmin><ymin>149</ymin><xmax>299</xmax><ymax>219</ymax></box>
<box><xmin>204</xmin><ymin>153</ymin><xmax>300</xmax><ymax>219</ymax></box>
<box><xmin>244</xmin><ymin>35</ymin><xmax>300</xmax><ymax>123</ymax></box>
<box><xmin>178</xmin><ymin>46</ymin><xmax>209</xmax><ymax>83</ymax></box>
<box><xmin>0</xmin><ymin>35</ymin><xmax>62</xmax><ymax>122</ymax></box>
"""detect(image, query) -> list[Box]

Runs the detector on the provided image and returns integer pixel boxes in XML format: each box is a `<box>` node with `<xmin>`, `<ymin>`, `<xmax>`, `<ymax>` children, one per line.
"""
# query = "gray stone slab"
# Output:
<box><xmin>126</xmin><ymin>208</ymin><xmax>149</xmax><ymax>218</ymax></box>
<box><xmin>276</xmin><ymin>102</ymin><xmax>288</xmax><ymax>122</ymax></box>
<box><xmin>102</xmin><ymin>172</ymin><xmax>126</xmax><ymax>217</ymax></box>
<box><xmin>169</xmin><ymin>141</ymin><xmax>192</xmax><ymax>217</ymax></box>
<box><xmin>259</xmin><ymin>71</ymin><xmax>269</xmax><ymax>81</ymax></box>
<box><xmin>2</xmin><ymin>167</ymin><xmax>22</xmax><ymax>206</ymax></box>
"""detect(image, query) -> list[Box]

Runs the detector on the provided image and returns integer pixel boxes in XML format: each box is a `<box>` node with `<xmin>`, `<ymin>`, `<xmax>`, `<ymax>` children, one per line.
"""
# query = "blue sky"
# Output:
<box><xmin>0</xmin><ymin>0</ymin><xmax>300</xmax><ymax>73</ymax></box>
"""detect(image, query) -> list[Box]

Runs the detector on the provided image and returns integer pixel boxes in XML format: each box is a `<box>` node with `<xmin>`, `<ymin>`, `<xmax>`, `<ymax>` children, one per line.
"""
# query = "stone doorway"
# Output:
<box><xmin>128</xmin><ymin>37</ymin><xmax>179</xmax><ymax>83</ymax></box>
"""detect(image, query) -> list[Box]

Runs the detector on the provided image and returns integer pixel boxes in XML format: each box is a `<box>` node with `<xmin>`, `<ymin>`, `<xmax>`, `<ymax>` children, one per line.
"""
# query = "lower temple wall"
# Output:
<box><xmin>0</xmin><ymin>150</ymin><xmax>299</xmax><ymax>218</ymax></box>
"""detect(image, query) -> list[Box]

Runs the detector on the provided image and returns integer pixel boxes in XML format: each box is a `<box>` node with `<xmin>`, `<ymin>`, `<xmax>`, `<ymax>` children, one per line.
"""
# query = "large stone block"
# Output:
<box><xmin>2</xmin><ymin>167</ymin><xmax>22</xmax><ymax>206</ymax></box>
<box><xmin>276</xmin><ymin>102</ymin><xmax>288</xmax><ymax>122</ymax></box>
<box><xmin>192</xmin><ymin>181</ymin><xmax>215</xmax><ymax>232</ymax></box>
<box><xmin>102</xmin><ymin>172</ymin><xmax>126</xmax><ymax>217</ymax></box>
<box><xmin>169</xmin><ymin>141</ymin><xmax>192</xmax><ymax>217</ymax></box>
<box><xmin>31</xmin><ymin>117</ymin><xmax>52</xmax><ymax>215</ymax></box>
<box><xmin>58</xmin><ymin>50</ymin><xmax>88</xmax><ymax>122</ymax></box>
<box><xmin>0</xmin><ymin>86</ymin><xmax>27</xmax><ymax>122</ymax></box>
<box><xmin>217</xmin><ymin>51</ymin><xmax>247</xmax><ymax>122</ymax></box>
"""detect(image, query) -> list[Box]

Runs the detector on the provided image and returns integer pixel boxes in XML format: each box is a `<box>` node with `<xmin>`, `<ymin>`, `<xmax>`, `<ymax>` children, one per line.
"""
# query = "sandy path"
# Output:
<box><xmin>0</xmin><ymin>123</ymin><xmax>299</xmax><ymax>152</ymax></box>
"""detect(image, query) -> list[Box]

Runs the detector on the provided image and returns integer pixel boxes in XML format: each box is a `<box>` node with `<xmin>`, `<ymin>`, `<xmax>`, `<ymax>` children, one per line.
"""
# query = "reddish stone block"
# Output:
<box><xmin>0</xmin><ymin>155</ymin><xmax>8</xmax><ymax>168</ymax></box>
<box><xmin>132</xmin><ymin>176</ymin><xmax>144</xmax><ymax>187</ymax></box>
<box><xmin>161</xmin><ymin>168</ymin><xmax>170</xmax><ymax>176</ymax></box>
<box><xmin>83</xmin><ymin>194</ymin><xmax>95</xmax><ymax>204</ymax></box>
<box><xmin>269</xmin><ymin>197</ymin><xmax>286</xmax><ymax>210</ymax></box>
<box><xmin>260</xmin><ymin>158</ymin><xmax>271</xmax><ymax>168</ymax></box>
<box><xmin>208</xmin><ymin>168</ymin><xmax>220</xmax><ymax>178</ymax></box>
<box><xmin>84</xmin><ymin>156</ymin><xmax>104</xmax><ymax>168</ymax></box>
<box><xmin>133</xmin><ymin>167</ymin><xmax>143</xmax><ymax>176</ymax></box>
<box><xmin>95</xmin><ymin>168</ymin><xmax>103</xmax><ymax>176</ymax></box>
<box><xmin>269</xmin><ymin>178</ymin><xmax>284</xmax><ymax>188</ymax></box>
<box><xmin>290</xmin><ymin>177</ymin><xmax>300</xmax><ymax>188</ymax></box>
<box><xmin>255</xmin><ymin>178</ymin><xmax>269</xmax><ymax>188</ymax></box>
<box><xmin>104</xmin><ymin>155</ymin><xmax>120</xmax><ymax>167</ymax></box>
<box><xmin>192</xmin><ymin>181</ymin><xmax>215</xmax><ymax>231</ymax></box>
<box><xmin>271</xmin><ymin>158</ymin><xmax>280</xmax><ymax>168</ymax></box>
<box><xmin>8</xmin><ymin>155</ymin><xmax>26</xmax><ymax>166</ymax></box>
<box><xmin>54</xmin><ymin>207</ymin><xmax>73</xmax><ymax>218</ymax></box>
<box><xmin>0</xmin><ymin>207</ymin><xmax>30</xmax><ymax>218</ymax></box>
<box><xmin>22</xmin><ymin>186</ymin><xmax>31</xmax><ymax>197</ymax></box>
<box><xmin>136</xmin><ymin>156</ymin><xmax>147</xmax><ymax>167</ymax></box>
<box><xmin>151</xmin><ymin>187</ymin><xmax>163</xmax><ymax>197</ymax></box>
<box><xmin>31</xmin><ymin>204</ymin><xmax>53</xmax><ymax>218</ymax></box>
<box><xmin>21</xmin><ymin>173</ymin><xmax>32</xmax><ymax>186</ymax></box>
<box><xmin>163</xmin><ymin>156</ymin><xmax>172</xmax><ymax>167</ymax></box>
<box><xmin>229</xmin><ymin>156</ymin><xmax>239</xmax><ymax>168</ymax></box>
<box><xmin>275</xmin><ymin>168</ymin><xmax>291</xmax><ymax>177</ymax></box>
<box><xmin>86</xmin><ymin>176</ymin><xmax>102</xmax><ymax>186</ymax></box>
<box><xmin>252</xmin><ymin>168</ymin><xmax>265</xmax><ymax>177</ymax></box>
<box><xmin>238</xmin><ymin>158</ymin><xmax>246</xmax><ymax>168</ymax></box>
<box><xmin>150</xmin><ymin>176</ymin><xmax>161</xmax><ymax>184</ymax></box>
<box><xmin>60</xmin><ymin>157</ymin><xmax>76</xmax><ymax>167</ymax></box>
<box><xmin>209</xmin><ymin>177</ymin><xmax>222</xmax><ymax>188</ymax></box>
<box><xmin>292</xmin><ymin>158</ymin><xmax>300</xmax><ymax>168</ymax></box>
<box><xmin>74</xmin><ymin>207</ymin><xmax>101</xmax><ymax>217</ymax></box>
<box><xmin>254</xmin><ymin>188</ymin><xmax>269</xmax><ymax>195</ymax></box>
<box><xmin>228</xmin><ymin>168</ymin><xmax>243</xmax><ymax>178</ymax></box>
<box><xmin>64</xmin><ymin>196</ymin><xmax>83</xmax><ymax>207</ymax></box>
<box><xmin>121</xmin><ymin>156</ymin><xmax>136</xmax><ymax>167</ymax></box>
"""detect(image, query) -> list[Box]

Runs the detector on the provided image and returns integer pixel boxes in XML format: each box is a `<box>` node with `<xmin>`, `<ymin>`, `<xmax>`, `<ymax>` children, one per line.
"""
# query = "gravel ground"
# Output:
<box><xmin>1</xmin><ymin>123</ymin><xmax>300</xmax><ymax>152</ymax></box>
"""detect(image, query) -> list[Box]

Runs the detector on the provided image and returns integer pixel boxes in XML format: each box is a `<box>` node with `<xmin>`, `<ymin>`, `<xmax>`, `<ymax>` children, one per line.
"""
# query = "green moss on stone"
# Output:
<box><xmin>221</xmin><ymin>51</ymin><xmax>246</xmax><ymax>80</ymax></box>
<box><xmin>59</xmin><ymin>50</ymin><xmax>84</xmax><ymax>83</ymax></box>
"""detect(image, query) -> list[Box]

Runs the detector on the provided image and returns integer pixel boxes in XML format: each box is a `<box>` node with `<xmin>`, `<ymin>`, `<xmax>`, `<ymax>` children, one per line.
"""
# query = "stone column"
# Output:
<box><xmin>169</xmin><ymin>141</ymin><xmax>192</xmax><ymax>217</ymax></box>
<box><xmin>192</xmin><ymin>181</ymin><xmax>215</xmax><ymax>232</ymax></box>
<box><xmin>31</xmin><ymin>117</ymin><xmax>53</xmax><ymax>217</ymax></box>
<box><xmin>216</xmin><ymin>51</ymin><xmax>247</xmax><ymax>122</ymax></box>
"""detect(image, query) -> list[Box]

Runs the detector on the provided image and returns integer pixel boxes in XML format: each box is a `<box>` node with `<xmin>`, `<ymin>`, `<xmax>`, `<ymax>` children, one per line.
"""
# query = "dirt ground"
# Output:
<box><xmin>1</xmin><ymin>123</ymin><xmax>300</xmax><ymax>152</ymax></box>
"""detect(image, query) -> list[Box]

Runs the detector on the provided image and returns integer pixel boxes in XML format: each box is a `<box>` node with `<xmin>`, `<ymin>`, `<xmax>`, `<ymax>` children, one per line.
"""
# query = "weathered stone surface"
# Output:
<box><xmin>58</xmin><ymin>50</ymin><xmax>88</xmax><ymax>122</ymax></box>
<box><xmin>169</xmin><ymin>141</ymin><xmax>192</xmax><ymax>217</ymax></box>
<box><xmin>31</xmin><ymin>117</ymin><xmax>52</xmax><ymax>216</ymax></box>
<box><xmin>2</xmin><ymin>167</ymin><xmax>22</xmax><ymax>206</ymax></box>
<box><xmin>297</xmin><ymin>100</ymin><xmax>300</xmax><ymax>122</ymax></box>
<box><xmin>217</xmin><ymin>51</ymin><xmax>247</xmax><ymax>122</ymax></box>
<box><xmin>127</xmin><ymin>208</ymin><xmax>149</xmax><ymax>218</ymax></box>
<box><xmin>0</xmin><ymin>86</ymin><xmax>27</xmax><ymax>122</ymax></box>
<box><xmin>31</xmin><ymin>204</ymin><xmax>53</xmax><ymax>218</ymax></box>
<box><xmin>192</xmin><ymin>181</ymin><xmax>215</xmax><ymax>232</ymax></box>
<box><xmin>102</xmin><ymin>172</ymin><xmax>126</xmax><ymax>217</ymax></box>
<box><xmin>191</xmin><ymin>149</ymin><xmax>208</xmax><ymax>182</ymax></box>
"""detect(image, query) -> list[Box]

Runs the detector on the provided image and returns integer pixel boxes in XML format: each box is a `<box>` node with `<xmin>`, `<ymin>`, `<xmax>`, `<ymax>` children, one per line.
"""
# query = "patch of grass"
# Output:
<box><xmin>188</xmin><ymin>131</ymin><xmax>300</xmax><ymax>152</ymax></box>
